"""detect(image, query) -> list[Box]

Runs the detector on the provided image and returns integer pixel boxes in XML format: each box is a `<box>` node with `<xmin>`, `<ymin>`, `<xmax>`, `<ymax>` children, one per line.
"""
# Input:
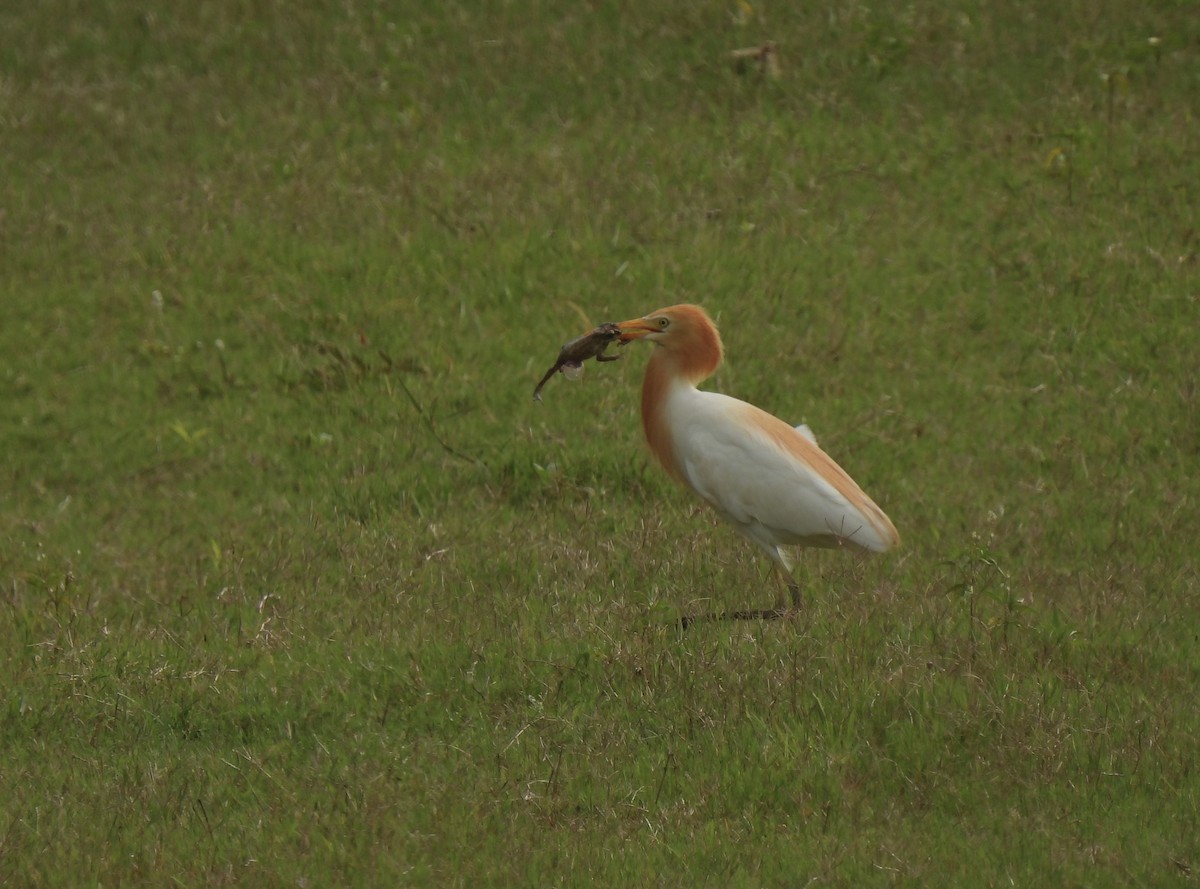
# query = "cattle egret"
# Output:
<box><xmin>617</xmin><ymin>304</ymin><xmax>898</xmax><ymax>619</ymax></box>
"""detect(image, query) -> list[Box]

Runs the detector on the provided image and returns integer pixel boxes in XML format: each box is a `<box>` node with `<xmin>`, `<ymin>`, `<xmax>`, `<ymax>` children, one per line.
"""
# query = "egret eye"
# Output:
<box><xmin>657</xmin><ymin>317</ymin><xmax>669</xmax><ymax>329</ymax></box>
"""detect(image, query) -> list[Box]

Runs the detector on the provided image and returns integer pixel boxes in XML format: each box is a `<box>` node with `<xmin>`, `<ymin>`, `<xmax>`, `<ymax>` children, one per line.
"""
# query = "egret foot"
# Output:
<box><xmin>679</xmin><ymin>607</ymin><xmax>789</xmax><ymax>630</ymax></box>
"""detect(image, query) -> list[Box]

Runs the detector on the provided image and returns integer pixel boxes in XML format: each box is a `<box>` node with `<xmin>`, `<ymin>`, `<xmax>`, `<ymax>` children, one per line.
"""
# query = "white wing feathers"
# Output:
<box><xmin>793</xmin><ymin>423</ymin><xmax>817</xmax><ymax>445</ymax></box>
<box><xmin>668</xmin><ymin>389</ymin><xmax>891</xmax><ymax>552</ymax></box>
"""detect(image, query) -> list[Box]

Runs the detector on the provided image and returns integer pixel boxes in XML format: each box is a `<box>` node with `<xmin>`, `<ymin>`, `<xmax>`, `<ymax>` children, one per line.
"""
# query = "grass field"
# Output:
<box><xmin>3</xmin><ymin>0</ymin><xmax>1199</xmax><ymax>885</ymax></box>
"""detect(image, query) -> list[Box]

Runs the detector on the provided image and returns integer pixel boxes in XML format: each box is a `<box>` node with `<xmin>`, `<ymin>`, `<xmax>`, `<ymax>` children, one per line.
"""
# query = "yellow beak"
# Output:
<box><xmin>616</xmin><ymin>318</ymin><xmax>658</xmax><ymax>343</ymax></box>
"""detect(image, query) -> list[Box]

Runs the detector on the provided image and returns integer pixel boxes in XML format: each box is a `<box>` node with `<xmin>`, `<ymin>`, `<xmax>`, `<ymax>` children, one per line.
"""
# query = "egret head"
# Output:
<box><xmin>617</xmin><ymin>304</ymin><xmax>718</xmax><ymax>344</ymax></box>
<box><xmin>617</xmin><ymin>304</ymin><xmax>724</xmax><ymax>382</ymax></box>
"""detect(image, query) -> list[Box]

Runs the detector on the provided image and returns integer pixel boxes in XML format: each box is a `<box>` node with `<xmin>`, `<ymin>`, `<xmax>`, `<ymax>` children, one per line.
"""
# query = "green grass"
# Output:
<box><xmin>3</xmin><ymin>0</ymin><xmax>1199</xmax><ymax>885</ymax></box>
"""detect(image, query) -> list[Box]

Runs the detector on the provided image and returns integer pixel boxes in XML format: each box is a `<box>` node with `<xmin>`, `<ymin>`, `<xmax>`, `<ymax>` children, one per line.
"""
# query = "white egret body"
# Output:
<box><xmin>617</xmin><ymin>304</ymin><xmax>898</xmax><ymax>613</ymax></box>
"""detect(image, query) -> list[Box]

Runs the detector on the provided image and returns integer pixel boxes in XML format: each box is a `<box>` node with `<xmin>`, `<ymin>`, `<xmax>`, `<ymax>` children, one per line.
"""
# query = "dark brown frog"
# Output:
<box><xmin>533</xmin><ymin>322</ymin><xmax>623</xmax><ymax>401</ymax></box>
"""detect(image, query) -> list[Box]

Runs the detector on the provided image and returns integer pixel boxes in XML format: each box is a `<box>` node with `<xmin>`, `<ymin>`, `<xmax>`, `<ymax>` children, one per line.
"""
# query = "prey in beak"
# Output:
<box><xmin>532</xmin><ymin>321</ymin><xmax>625</xmax><ymax>401</ymax></box>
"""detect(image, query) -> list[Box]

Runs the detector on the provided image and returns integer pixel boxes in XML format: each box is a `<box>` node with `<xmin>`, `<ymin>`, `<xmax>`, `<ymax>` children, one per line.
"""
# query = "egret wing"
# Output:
<box><xmin>672</xmin><ymin>392</ymin><xmax>897</xmax><ymax>552</ymax></box>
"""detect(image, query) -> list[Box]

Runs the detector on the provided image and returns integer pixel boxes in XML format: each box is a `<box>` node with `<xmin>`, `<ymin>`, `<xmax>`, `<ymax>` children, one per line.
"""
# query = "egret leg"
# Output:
<box><xmin>769</xmin><ymin>546</ymin><xmax>802</xmax><ymax>611</ymax></box>
<box><xmin>679</xmin><ymin>567</ymin><xmax>793</xmax><ymax>628</ymax></box>
<box><xmin>680</xmin><ymin>607</ymin><xmax>783</xmax><ymax>629</ymax></box>
<box><xmin>770</xmin><ymin>564</ymin><xmax>802</xmax><ymax>611</ymax></box>
<box><xmin>676</xmin><ymin>550</ymin><xmax>799</xmax><ymax>629</ymax></box>
<box><xmin>785</xmin><ymin>573</ymin><xmax>802</xmax><ymax>609</ymax></box>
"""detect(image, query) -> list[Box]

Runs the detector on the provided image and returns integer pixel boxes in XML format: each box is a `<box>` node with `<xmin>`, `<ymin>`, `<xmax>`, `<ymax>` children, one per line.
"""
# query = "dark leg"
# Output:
<box><xmin>679</xmin><ymin>607</ymin><xmax>786</xmax><ymax>630</ymax></box>
<box><xmin>786</xmin><ymin>574</ymin><xmax>802</xmax><ymax>608</ymax></box>
<box><xmin>677</xmin><ymin>562</ymin><xmax>800</xmax><ymax>629</ymax></box>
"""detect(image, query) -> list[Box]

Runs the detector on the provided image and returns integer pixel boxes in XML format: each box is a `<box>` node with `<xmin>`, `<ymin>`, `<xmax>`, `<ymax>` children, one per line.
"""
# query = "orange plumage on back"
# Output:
<box><xmin>616</xmin><ymin>304</ymin><xmax>898</xmax><ymax>616</ymax></box>
<box><xmin>748</xmin><ymin>405</ymin><xmax>900</xmax><ymax>551</ymax></box>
